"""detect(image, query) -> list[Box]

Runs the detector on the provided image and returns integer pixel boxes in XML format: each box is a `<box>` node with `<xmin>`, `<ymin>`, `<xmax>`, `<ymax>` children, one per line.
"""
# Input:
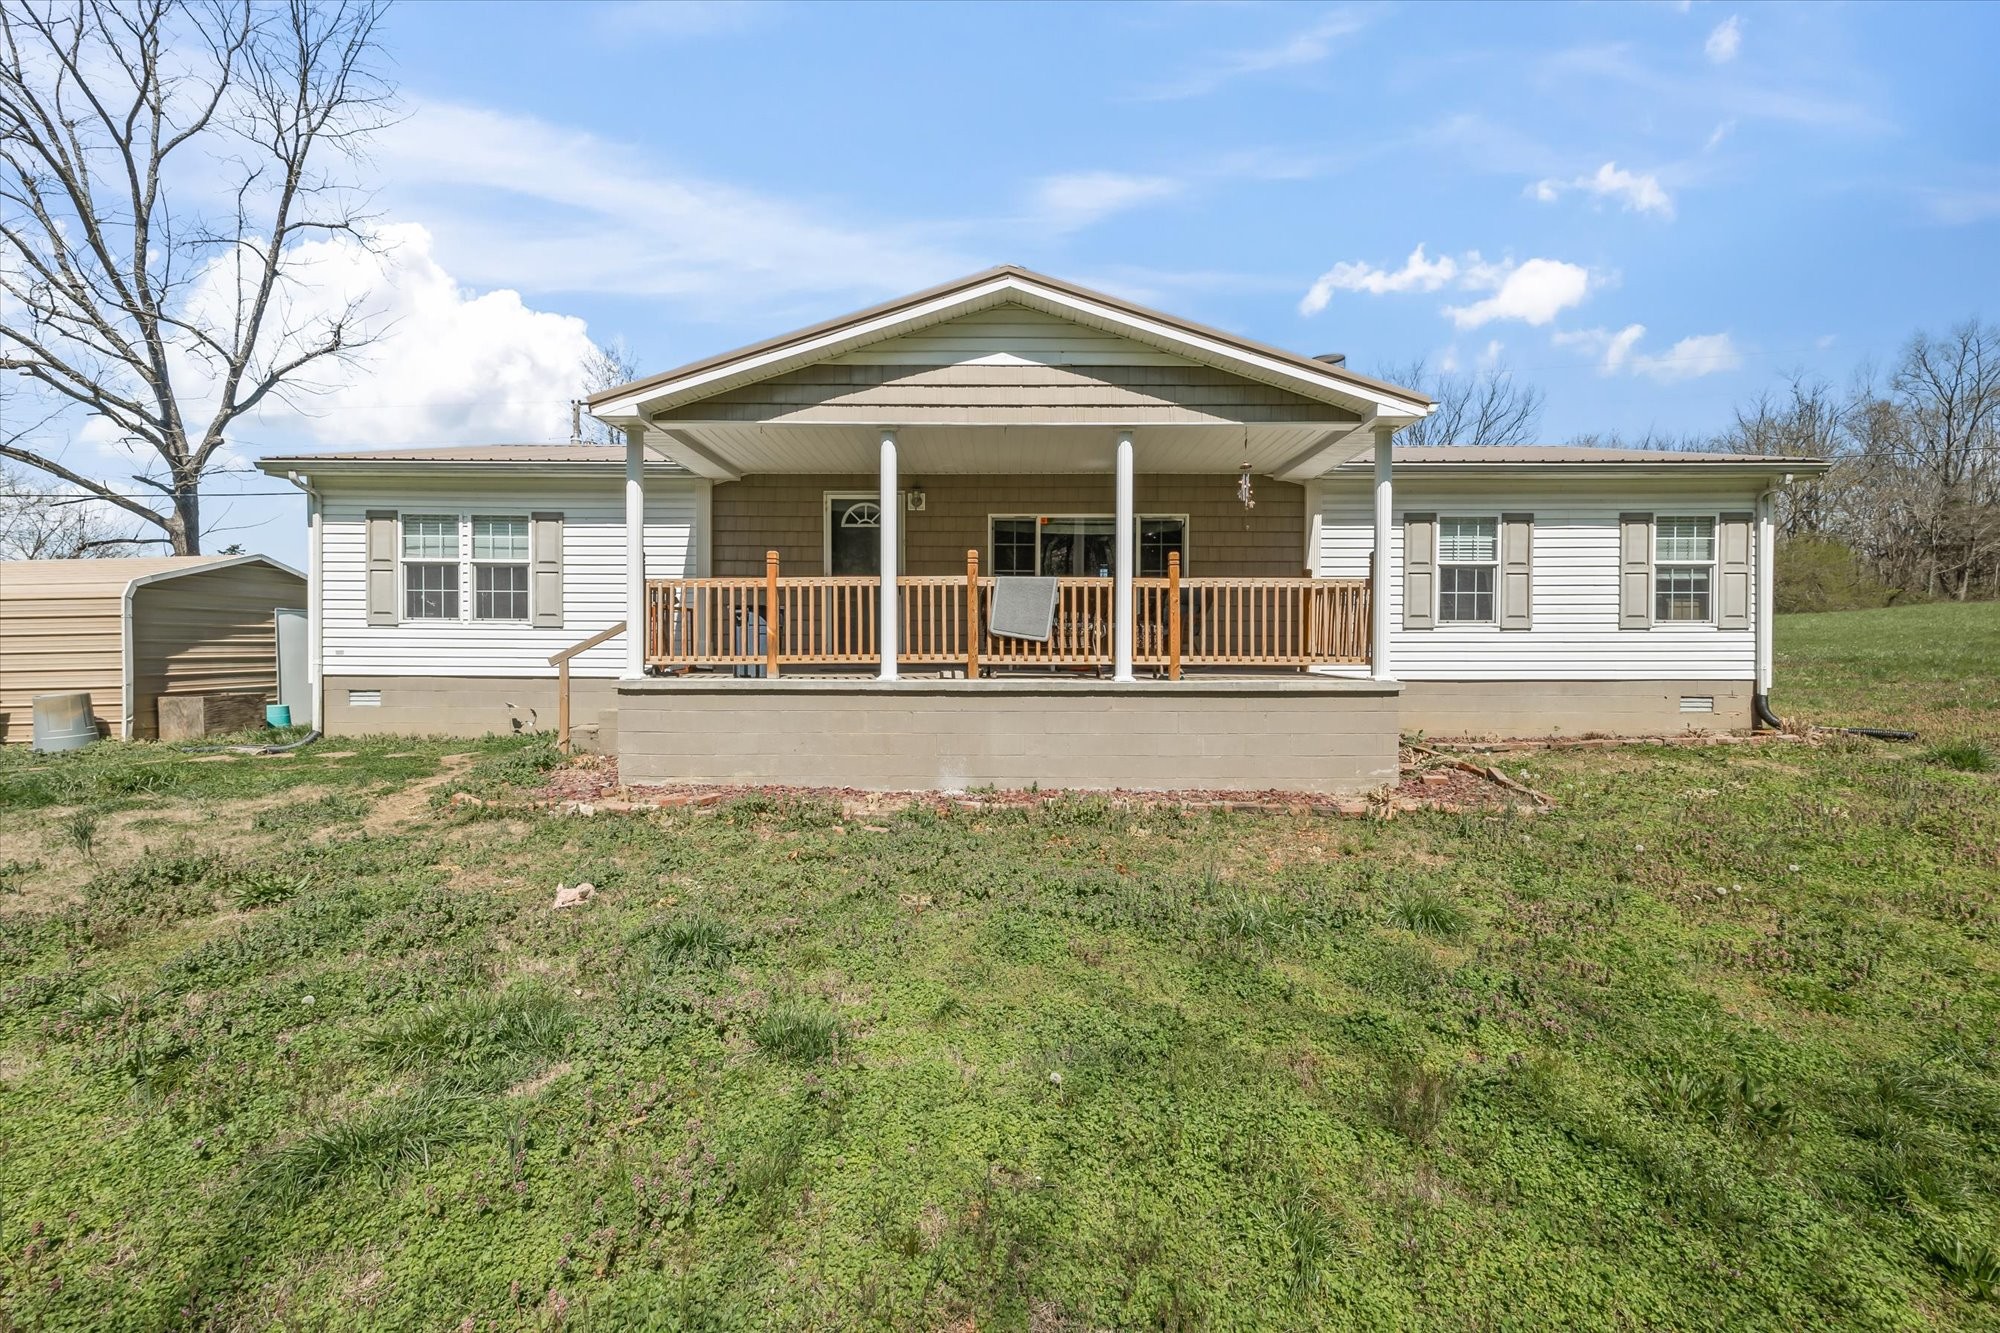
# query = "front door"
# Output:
<box><xmin>827</xmin><ymin>496</ymin><xmax>883</xmax><ymax>575</ymax></box>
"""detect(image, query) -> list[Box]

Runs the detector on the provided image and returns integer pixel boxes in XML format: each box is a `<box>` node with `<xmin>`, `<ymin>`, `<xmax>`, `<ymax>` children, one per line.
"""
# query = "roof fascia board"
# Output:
<box><xmin>253</xmin><ymin>459</ymin><xmax>681</xmax><ymax>481</ymax></box>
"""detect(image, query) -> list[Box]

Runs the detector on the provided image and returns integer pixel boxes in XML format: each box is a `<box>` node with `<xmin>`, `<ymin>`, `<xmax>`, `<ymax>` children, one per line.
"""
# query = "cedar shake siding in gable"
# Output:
<box><xmin>710</xmin><ymin>473</ymin><xmax>1307</xmax><ymax>578</ymax></box>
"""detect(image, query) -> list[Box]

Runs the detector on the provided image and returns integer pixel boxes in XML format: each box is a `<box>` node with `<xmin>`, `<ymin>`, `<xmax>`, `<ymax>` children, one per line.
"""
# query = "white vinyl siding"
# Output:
<box><xmin>319</xmin><ymin>474</ymin><xmax>699</xmax><ymax>679</ymax></box>
<box><xmin>1314</xmin><ymin>480</ymin><xmax>1758</xmax><ymax>681</ymax></box>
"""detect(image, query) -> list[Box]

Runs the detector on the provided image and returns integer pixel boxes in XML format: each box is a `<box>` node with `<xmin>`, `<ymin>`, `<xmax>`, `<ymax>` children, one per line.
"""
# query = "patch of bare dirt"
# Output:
<box><xmin>528</xmin><ymin>753</ymin><xmax>1536</xmax><ymax>820</ymax></box>
<box><xmin>361</xmin><ymin>753</ymin><xmax>475</xmax><ymax>833</ymax></box>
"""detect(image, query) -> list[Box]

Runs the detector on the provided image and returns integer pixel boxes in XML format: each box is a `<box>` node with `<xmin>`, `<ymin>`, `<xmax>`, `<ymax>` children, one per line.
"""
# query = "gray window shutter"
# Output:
<box><xmin>531</xmin><ymin>511</ymin><xmax>564</xmax><ymax>629</ymax></box>
<box><xmin>1403</xmin><ymin>512</ymin><xmax>1436</xmax><ymax>631</ymax></box>
<box><xmin>1619</xmin><ymin>512</ymin><xmax>1652</xmax><ymax>629</ymax></box>
<box><xmin>365</xmin><ymin>510</ymin><xmax>397</xmax><ymax>626</ymax></box>
<box><xmin>1500</xmin><ymin>512</ymin><xmax>1533</xmax><ymax>631</ymax></box>
<box><xmin>1717</xmin><ymin>510</ymin><xmax>1753</xmax><ymax>630</ymax></box>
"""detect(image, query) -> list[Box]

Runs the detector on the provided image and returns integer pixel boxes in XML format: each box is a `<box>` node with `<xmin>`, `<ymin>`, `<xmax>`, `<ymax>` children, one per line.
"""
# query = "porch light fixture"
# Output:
<box><xmin>906</xmin><ymin>481</ymin><xmax>926</xmax><ymax>512</ymax></box>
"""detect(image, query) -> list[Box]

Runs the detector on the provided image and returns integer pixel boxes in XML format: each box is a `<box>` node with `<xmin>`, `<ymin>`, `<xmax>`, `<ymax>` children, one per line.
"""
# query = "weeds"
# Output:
<box><xmin>231</xmin><ymin>869</ymin><xmax>310</xmax><ymax>910</ymax></box>
<box><xmin>1273</xmin><ymin>1187</ymin><xmax>1335</xmax><ymax>1298</ymax></box>
<box><xmin>1386</xmin><ymin>889</ymin><xmax>1467</xmax><ymax>940</ymax></box>
<box><xmin>249</xmin><ymin>1091</ymin><xmax>477</xmax><ymax>1207</ymax></box>
<box><xmin>753</xmin><ymin>999</ymin><xmax>842</xmax><ymax>1063</ymax></box>
<box><xmin>635</xmin><ymin>910</ymin><xmax>734</xmax><ymax>969</ymax></box>
<box><xmin>362</xmin><ymin>986</ymin><xmax>574</xmax><ymax>1085</ymax></box>
<box><xmin>59</xmin><ymin>810</ymin><xmax>99</xmax><ymax>860</ymax></box>
<box><xmin>1925</xmin><ymin>1233</ymin><xmax>2000</xmax><ymax>1301</ymax></box>
<box><xmin>1919</xmin><ymin>738</ymin><xmax>1994</xmax><ymax>773</ymax></box>
<box><xmin>1379</xmin><ymin>1059</ymin><xmax>1457</xmax><ymax>1145</ymax></box>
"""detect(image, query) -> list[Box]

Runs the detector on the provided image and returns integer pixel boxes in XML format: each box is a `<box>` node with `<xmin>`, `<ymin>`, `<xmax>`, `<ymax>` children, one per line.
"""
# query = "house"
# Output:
<box><xmin>255</xmin><ymin>267</ymin><xmax>1828</xmax><ymax>794</ymax></box>
<box><xmin>0</xmin><ymin>555</ymin><xmax>305</xmax><ymax>743</ymax></box>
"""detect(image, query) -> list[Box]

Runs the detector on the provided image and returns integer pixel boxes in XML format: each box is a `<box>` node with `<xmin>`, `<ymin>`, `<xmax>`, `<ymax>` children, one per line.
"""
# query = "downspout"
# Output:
<box><xmin>286</xmin><ymin>471</ymin><xmax>325</xmax><ymax>731</ymax></box>
<box><xmin>119</xmin><ymin>575</ymin><xmax>138</xmax><ymax>740</ymax></box>
<box><xmin>1752</xmin><ymin>476</ymin><xmax>1786</xmax><ymax>731</ymax></box>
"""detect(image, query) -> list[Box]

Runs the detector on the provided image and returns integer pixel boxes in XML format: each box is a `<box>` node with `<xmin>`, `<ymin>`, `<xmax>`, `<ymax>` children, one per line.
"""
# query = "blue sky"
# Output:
<box><xmin>183</xmin><ymin>0</ymin><xmax>1998</xmax><ymax>561</ymax></box>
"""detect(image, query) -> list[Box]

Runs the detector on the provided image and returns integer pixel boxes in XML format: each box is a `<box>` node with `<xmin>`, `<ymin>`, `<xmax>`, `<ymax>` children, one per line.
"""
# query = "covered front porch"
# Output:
<box><xmin>583</xmin><ymin>267</ymin><xmax>1430</xmax><ymax>790</ymax></box>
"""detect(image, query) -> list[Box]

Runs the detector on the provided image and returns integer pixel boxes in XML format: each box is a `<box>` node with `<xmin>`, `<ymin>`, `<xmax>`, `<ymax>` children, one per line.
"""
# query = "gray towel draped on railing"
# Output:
<box><xmin>987</xmin><ymin>576</ymin><xmax>1060</xmax><ymax>641</ymax></box>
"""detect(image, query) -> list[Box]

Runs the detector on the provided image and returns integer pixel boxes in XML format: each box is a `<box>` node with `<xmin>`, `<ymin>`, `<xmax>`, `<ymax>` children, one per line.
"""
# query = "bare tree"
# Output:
<box><xmin>1375</xmin><ymin>358</ymin><xmax>1544</xmax><ymax>448</ymax></box>
<box><xmin>575</xmin><ymin>339</ymin><xmax>639</xmax><ymax>445</ymax></box>
<box><xmin>1715</xmin><ymin>374</ymin><xmax>1851</xmax><ymax>534</ymax></box>
<box><xmin>0</xmin><ymin>461</ymin><xmax>155</xmax><ymax>556</ymax></box>
<box><xmin>0</xmin><ymin>0</ymin><xmax>392</xmax><ymax>554</ymax></box>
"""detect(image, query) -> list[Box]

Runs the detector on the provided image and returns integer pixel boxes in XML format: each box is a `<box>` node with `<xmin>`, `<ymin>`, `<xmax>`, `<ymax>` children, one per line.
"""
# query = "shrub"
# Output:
<box><xmin>754</xmin><ymin>999</ymin><xmax>842</xmax><ymax>1063</ymax></box>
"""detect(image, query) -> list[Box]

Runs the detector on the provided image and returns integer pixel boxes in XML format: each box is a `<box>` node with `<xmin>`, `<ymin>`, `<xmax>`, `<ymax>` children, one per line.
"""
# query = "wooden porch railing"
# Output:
<box><xmin>645</xmin><ymin>550</ymin><xmax>1371</xmax><ymax>676</ymax></box>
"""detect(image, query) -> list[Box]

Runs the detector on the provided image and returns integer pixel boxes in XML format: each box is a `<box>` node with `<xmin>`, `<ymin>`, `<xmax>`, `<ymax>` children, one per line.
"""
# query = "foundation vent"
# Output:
<box><xmin>1679</xmin><ymin>695</ymin><xmax>1715</xmax><ymax>714</ymax></box>
<box><xmin>347</xmin><ymin>689</ymin><xmax>383</xmax><ymax>708</ymax></box>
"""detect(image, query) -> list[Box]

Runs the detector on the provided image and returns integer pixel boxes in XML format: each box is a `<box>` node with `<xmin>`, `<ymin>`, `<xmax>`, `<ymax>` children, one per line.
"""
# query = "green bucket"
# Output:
<box><xmin>265</xmin><ymin>704</ymin><xmax>292</xmax><ymax>728</ymax></box>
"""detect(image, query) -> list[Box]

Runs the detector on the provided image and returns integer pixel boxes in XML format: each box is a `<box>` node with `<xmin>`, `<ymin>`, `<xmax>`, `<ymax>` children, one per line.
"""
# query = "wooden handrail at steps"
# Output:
<box><xmin>546</xmin><ymin>619</ymin><xmax>627</xmax><ymax>752</ymax></box>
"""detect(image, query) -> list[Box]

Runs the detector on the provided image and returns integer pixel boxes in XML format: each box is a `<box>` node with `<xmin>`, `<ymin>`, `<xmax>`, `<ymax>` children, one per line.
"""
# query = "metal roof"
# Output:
<box><xmin>0</xmin><ymin>554</ymin><xmax>303</xmax><ymax>600</ymax></box>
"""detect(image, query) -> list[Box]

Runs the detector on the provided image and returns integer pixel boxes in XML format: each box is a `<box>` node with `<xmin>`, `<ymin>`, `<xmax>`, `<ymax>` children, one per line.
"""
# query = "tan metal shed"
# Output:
<box><xmin>0</xmin><ymin>555</ymin><xmax>306</xmax><ymax>743</ymax></box>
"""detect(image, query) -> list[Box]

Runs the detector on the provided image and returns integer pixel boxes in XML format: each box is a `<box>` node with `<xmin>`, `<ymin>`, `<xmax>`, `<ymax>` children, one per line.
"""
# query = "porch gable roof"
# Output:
<box><xmin>587</xmin><ymin>266</ymin><xmax>1434</xmax><ymax>425</ymax></box>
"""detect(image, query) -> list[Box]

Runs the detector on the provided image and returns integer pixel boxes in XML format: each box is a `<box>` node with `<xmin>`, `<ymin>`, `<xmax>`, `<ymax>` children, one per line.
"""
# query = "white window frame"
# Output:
<box><xmin>469</xmin><ymin>514</ymin><xmax>532</xmax><ymax>624</ymax></box>
<box><xmin>822</xmin><ymin>491</ymin><xmax>904</xmax><ymax>574</ymax></box>
<box><xmin>399</xmin><ymin>512</ymin><xmax>461</xmax><ymax>623</ymax></box>
<box><xmin>986</xmin><ymin>513</ymin><xmax>1193</xmax><ymax>577</ymax></box>
<box><xmin>1434</xmin><ymin>514</ymin><xmax>1500</xmax><ymax>626</ymax></box>
<box><xmin>397</xmin><ymin>510</ymin><xmax>534</xmax><ymax>625</ymax></box>
<box><xmin>1653</xmin><ymin>513</ymin><xmax>1718</xmax><ymax>626</ymax></box>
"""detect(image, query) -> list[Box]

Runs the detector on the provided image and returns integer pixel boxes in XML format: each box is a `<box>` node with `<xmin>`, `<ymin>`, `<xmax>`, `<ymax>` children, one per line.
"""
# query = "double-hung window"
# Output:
<box><xmin>1436</xmin><ymin>517</ymin><xmax>1498</xmax><ymax>623</ymax></box>
<box><xmin>401</xmin><ymin>515</ymin><xmax>459</xmax><ymax>620</ymax></box>
<box><xmin>1654</xmin><ymin>515</ymin><xmax>1715</xmax><ymax>622</ymax></box>
<box><xmin>471</xmin><ymin>516</ymin><xmax>530</xmax><ymax>621</ymax></box>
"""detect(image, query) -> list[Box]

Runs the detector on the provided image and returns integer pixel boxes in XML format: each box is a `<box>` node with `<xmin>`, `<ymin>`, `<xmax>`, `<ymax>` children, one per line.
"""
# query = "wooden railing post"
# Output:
<box><xmin>764</xmin><ymin>549</ymin><xmax>781</xmax><ymax>679</ymax></box>
<box><xmin>965</xmin><ymin>548</ymin><xmax>980</xmax><ymax>679</ymax></box>
<box><xmin>1167</xmin><ymin>551</ymin><xmax>1182</xmax><ymax>681</ymax></box>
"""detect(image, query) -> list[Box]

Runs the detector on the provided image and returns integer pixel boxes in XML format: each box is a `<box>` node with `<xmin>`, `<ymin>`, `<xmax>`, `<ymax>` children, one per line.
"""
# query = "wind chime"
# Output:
<box><xmin>1236</xmin><ymin>426</ymin><xmax>1256</xmax><ymax>526</ymax></box>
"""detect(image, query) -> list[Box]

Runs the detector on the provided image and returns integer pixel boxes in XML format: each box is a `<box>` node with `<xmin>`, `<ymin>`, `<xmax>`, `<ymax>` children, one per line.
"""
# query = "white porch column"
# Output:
<box><xmin>1113</xmin><ymin>430</ymin><xmax>1136</xmax><ymax>682</ymax></box>
<box><xmin>1371</xmin><ymin>425</ymin><xmax>1395</xmax><ymax>682</ymax></box>
<box><xmin>878</xmin><ymin>429</ymin><xmax>899</xmax><ymax>681</ymax></box>
<box><xmin>624</xmin><ymin>425</ymin><xmax>647</xmax><ymax>679</ymax></box>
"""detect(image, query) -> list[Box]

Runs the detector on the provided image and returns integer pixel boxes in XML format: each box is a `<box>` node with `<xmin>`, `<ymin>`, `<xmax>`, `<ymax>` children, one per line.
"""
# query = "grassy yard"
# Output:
<box><xmin>1</xmin><ymin>607</ymin><xmax>1996</xmax><ymax>1330</ymax></box>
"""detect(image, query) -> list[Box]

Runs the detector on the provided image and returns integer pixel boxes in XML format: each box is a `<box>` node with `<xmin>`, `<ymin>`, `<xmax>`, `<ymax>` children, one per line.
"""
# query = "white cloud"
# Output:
<box><xmin>1030</xmin><ymin>172</ymin><xmax>1183</xmax><ymax>234</ymax></box>
<box><xmin>1704</xmin><ymin>119</ymin><xmax>1737</xmax><ymax>152</ymax></box>
<box><xmin>205</xmin><ymin>223</ymin><xmax>602</xmax><ymax>445</ymax></box>
<box><xmin>1479</xmin><ymin>339</ymin><xmax>1505</xmax><ymax>368</ymax></box>
<box><xmin>1444</xmin><ymin>259</ymin><xmax>1593</xmax><ymax>330</ymax></box>
<box><xmin>1298</xmin><ymin>244</ymin><xmax>1460</xmax><ymax>313</ymax></box>
<box><xmin>1530</xmin><ymin>161</ymin><xmax>1675</xmax><ymax>219</ymax></box>
<box><xmin>1705</xmin><ymin>15</ymin><xmax>1743</xmax><ymax>64</ymax></box>
<box><xmin>373</xmin><ymin>99</ymin><xmax>974</xmax><ymax>316</ymax></box>
<box><xmin>1555</xmin><ymin>323</ymin><xmax>1741</xmax><ymax>381</ymax></box>
<box><xmin>1635</xmin><ymin>332</ymin><xmax>1741</xmax><ymax>381</ymax></box>
<box><xmin>1139</xmin><ymin>10</ymin><xmax>1366</xmax><ymax>101</ymax></box>
<box><xmin>1301</xmin><ymin>247</ymin><xmax>1595</xmax><ymax>329</ymax></box>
